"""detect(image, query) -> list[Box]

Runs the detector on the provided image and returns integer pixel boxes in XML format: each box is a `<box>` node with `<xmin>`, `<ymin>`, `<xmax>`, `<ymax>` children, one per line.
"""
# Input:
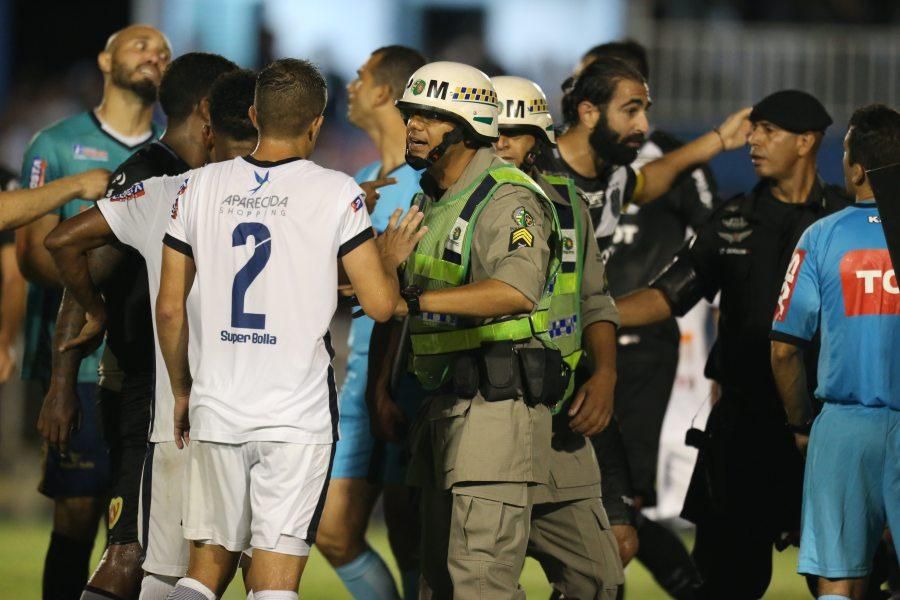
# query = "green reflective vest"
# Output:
<box><xmin>405</xmin><ymin>164</ymin><xmax>562</xmax><ymax>391</ymax></box>
<box><xmin>538</xmin><ymin>173</ymin><xmax>586</xmax><ymax>413</ymax></box>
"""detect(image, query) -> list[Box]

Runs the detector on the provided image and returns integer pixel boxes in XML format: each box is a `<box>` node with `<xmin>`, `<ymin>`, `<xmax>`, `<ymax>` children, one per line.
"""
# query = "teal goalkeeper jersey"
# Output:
<box><xmin>19</xmin><ymin>111</ymin><xmax>162</xmax><ymax>383</ymax></box>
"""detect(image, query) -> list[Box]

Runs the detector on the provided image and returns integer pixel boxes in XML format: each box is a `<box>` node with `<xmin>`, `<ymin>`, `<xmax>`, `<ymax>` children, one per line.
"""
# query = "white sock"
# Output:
<box><xmin>167</xmin><ymin>577</ymin><xmax>216</xmax><ymax>600</ymax></box>
<box><xmin>253</xmin><ymin>592</ymin><xmax>298</xmax><ymax>600</ymax></box>
<box><xmin>141</xmin><ymin>574</ymin><xmax>180</xmax><ymax>600</ymax></box>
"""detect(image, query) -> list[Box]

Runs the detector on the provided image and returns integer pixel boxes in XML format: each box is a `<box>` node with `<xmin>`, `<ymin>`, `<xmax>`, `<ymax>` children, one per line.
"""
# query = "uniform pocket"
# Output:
<box><xmin>428</xmin><ymin>396</ymin><xmax>472</xmax><ymax>475</ymax></box>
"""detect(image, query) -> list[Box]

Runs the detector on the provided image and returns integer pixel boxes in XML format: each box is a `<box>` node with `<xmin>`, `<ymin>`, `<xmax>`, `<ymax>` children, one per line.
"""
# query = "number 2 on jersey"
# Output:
<box><xmin>232</xmin><ymin>222</ymin><xmax>271</xmax><ymax>329</ymax></box>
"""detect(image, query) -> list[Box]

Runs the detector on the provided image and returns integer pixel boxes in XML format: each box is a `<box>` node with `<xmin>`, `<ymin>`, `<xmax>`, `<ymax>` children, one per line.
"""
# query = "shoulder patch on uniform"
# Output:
<box><xmin>509</xmin><ymin>227</ymin><xmax>534</xmax><ymax>250</ymax></box>
<box><xmin>28</xmin><ymin>157</ymin><xmax>46</xmax><ymax>189</ymax></box>
<box><xmin>109</xmin><ymin>181</ymin><xmax>145</xmax><ymax>202</ymax></box>
<box><xmin>512</xmin><ymin>206</ymin><xmax>535</xmax><ymax>227</ymax></box>
<box><xmin>351</xmin><ymin>194</ymin><xmax>365</xmax><ymax>212</ymax></box>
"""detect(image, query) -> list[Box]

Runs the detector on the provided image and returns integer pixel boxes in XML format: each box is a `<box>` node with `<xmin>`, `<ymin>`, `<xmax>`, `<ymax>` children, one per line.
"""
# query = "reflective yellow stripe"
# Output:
<box><xmin>410</xmin><ymin>317</ymin><xmax>535</xmax><ymax>355</ymax></box>
<box><xmin>553</xmin><ymin>273</ymin><xmax>578</xmax><ymax>296</ymax></box>
<box><xmin>410</xmin><ymin>254</ymin><xmax>466</xmax><ymax>286</ymax></box>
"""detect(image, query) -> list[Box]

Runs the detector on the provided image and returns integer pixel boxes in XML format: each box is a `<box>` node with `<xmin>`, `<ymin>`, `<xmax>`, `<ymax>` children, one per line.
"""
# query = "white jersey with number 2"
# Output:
<box><xmin>164</xmin><ymin>155</ymin><xmax>373</xmax><ymax>445</ymax></box>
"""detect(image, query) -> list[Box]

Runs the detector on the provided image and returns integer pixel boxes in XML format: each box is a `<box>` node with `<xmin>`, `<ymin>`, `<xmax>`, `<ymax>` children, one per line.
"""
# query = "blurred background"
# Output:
<box><xmin>0</xmin><ymin>0</ymin><xmax>898</xmax><ymax>597</ymax></box>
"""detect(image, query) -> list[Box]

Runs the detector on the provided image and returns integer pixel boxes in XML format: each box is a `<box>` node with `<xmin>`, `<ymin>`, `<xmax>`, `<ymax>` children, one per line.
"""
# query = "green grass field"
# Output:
<box><xmin>0</xmin><ymin>519</ymin><xmax>812</xmax><ymax>598</ymax></box>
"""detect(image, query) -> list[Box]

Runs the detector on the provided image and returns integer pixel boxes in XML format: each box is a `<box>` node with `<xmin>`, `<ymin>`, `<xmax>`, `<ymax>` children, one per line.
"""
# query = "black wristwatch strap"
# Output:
<box><xmin>401</xmin><ymin>286</ymin><xmax>423</xmax><ymax>316</ymax></box>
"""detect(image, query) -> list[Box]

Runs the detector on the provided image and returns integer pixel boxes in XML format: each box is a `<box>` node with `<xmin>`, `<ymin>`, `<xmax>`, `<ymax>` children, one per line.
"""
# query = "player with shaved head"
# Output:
<box><xmin>17</xmin><ymin>23</ymin><xmax>169</xmax><ymax>600</ymax></box>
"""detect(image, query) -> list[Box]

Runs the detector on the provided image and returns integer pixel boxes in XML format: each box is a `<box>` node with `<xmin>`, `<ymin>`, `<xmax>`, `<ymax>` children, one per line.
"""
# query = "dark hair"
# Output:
<box><xmin>254</xmin><ymin>58</ymin><xmax>327</xmax><ymax>138</ymax></box>
<box><xmin>159</xmin><ymin>53</ymin><xmax>239</xmax><ymax>124</ymax></box>
<box><xmin>582</xmin><ymin>40</ymin><xmax>649</xmax><ymax>80</ymax></box>
<box><xmin>209</xmin><ymin>69</ymin><xmax>257</xmax><ymax>142</ymax></box>
<box><xmin>561</xmin><ymin>57</ymin><xmax>645</xmax><ymax>127</ymax></box>
<box><xmin>371</xmin><ymin>46</ymin><xmax>427</xmax><ymax>101</ymax></box>
<box><xmin>847</xmin><ymin>104</ymin><xmax>900</xmax><ymax>173</ymax></box>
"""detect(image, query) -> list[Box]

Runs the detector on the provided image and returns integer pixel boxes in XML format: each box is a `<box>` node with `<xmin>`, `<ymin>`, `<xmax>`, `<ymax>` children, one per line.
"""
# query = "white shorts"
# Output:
<box><xmin>138</xmin><ymin>441</ymin><xmax>190</xmax><ymax>577</ymax></box>
<box><xmin>182</xmin><ymin>440</ymin><xmax>333</xmax><ymax>557</ymax></box>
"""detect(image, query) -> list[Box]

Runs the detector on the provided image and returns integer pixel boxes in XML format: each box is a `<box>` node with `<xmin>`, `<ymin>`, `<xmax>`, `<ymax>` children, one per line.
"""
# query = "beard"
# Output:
<box><xmin>111</xmin><ymin>61</ymin><xmax>158</xmax><ymax>104</ymax></box>
<box><xmin>588</xmin><ymin>116</ymin><xmax>644</xmax><ymax>166</ymax></box>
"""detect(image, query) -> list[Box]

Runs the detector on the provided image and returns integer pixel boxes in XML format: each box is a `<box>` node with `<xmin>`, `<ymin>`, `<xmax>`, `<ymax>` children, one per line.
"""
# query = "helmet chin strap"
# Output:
<box><xmin>405</xmin><ymin>126</ymin><xmax>465</xmax><ymax>170</ymax></box>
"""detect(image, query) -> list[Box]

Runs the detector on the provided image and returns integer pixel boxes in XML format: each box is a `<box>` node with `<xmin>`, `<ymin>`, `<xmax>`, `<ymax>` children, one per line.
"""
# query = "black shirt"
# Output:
<box><xmin>657</xmin><ymin>178</ymin><xmax>851</xmax><ymax>397</ymax></box>
<box><xmin>605</xmin><ymin>131</ymin><xmax>718</xmax><ymax>297</ymax></box>
<box><xmin>100</xmin><ymin>141</ymin><xmax>190</xmax><ymax>377</ymax></box>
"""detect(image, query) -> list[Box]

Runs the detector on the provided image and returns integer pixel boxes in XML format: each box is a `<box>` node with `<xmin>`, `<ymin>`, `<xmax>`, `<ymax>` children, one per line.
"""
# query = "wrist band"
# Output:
<box><xmin>712</xmin><ymin>127</ymin><xmax>726</xmax><ymax>151</ymax></box>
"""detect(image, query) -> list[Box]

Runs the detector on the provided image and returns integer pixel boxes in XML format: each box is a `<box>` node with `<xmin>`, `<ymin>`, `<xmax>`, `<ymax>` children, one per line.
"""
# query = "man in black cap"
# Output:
<box><xmin>613</xmin><ymin>89</ymin><xmax>850</xmax><ymax>599</ymax></box>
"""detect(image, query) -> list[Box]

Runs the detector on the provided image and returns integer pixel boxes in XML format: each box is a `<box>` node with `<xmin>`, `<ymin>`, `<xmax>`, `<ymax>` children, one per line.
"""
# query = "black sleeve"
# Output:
<box><xmin>678</xmin><ymin>163</ymin><xmax>720</xmax><ymax>231</ymax></box>
<box><xmin>650</xmin><ymin>234</ymin><xmax>719</xmax><ymax>315</ymax></box>
<box><xmin>592</xmin><ymin>420</ymin><xmax>636</xmax><ymax>526</ymax></box>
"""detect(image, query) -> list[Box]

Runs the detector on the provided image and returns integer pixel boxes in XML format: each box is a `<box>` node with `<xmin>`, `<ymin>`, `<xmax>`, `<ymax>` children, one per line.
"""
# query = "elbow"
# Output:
<box><xmin>368</xmin><ymin>300</ymin><xmax>395</xmax><ymax>324</ymax></box>
<box><xmin>43</xmin><ymin>227</ymin><xmax>67</xmax><ymax>254</ymax></box>
<box><xmin>771</xmin><ymin>340</ymin><xmax>800</xmax><ymax>365</ymax></box>
<box><xmin>155</xmin><ymin>298</ymin><xmax>182</xmax><ymax>329</ymax></box>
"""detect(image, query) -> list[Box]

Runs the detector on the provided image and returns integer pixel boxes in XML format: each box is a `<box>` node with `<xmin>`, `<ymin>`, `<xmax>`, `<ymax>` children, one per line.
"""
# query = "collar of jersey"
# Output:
<box><xmin>243</xmin><ymin>155</ymin><xmax>304</xmax><ymax>168</ymax></box>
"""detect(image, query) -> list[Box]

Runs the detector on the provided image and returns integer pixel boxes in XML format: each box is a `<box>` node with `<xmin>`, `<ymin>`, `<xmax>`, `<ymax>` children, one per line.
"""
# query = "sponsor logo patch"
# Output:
<box><xmin>73</xmin><ymin>144</ymin><xmax>109</xmax><ymax>161</ymax></box>
<box><xmin>109</xmin><ymin>181</ymin><xmax>145</xmax><ymax>202</ymax></box>
<box><xmin>29</xmin><ymin>157</ymin><xmax>46</xmax><ymax>189</ymax></box>
<box><xmin>250</xmin><ymin>171</ymin><xmax>269</xmax><ymax>194</ymax></box>
<box><xmin>840</xmin><ymin>249</ymin><xmax>900</xmax><ymax>316</ymax></box>
<box><xmin>774</xmin><ymin>249</ymin><xmax>805</xmax><ymax>322</ymax></box>
<box><xmin>351</xmin><ymin>194</ymin><xmax>365</xmax><ymax>212</ymax></box>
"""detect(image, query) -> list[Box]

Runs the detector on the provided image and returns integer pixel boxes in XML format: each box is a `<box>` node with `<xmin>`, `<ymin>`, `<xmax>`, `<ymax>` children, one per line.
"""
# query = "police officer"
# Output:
<box><xmin>615</xmin><ymin>90</ymin><xmax>850</xmax><ymax>599</ymax></box>
<box><xmin>493</xmin><ymin>74</ymin><xmax>624</xmax><ymax>598</ymax></box>
<box><xmin>391</xmin><ymin>61</ymin><xmax>616</xmax><ymax>599</ymax></box>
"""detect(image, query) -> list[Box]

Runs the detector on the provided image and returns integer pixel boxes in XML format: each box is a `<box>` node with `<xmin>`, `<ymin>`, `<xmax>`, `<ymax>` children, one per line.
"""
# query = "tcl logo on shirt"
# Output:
<box><xmin>774</xmin><ymin>249</ymin><xmax>805</xmax><ymax>322</ymax></box>
<box><xmin>840</xmin><ymin>249</ymin><xmax>900</xmax><ymax>316</ymax></box>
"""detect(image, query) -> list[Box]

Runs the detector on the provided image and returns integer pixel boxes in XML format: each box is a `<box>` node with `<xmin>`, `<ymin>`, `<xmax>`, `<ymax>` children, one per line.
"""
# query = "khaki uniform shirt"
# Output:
<box><xmin>531</xmin><ymin>171</ymin><xmax>620</xmax><ymax>504</ymax></box>
<box><xmin>407</xmin><ymin>148</ymin><xmax>555</xmax><ymax>496</ymax></box>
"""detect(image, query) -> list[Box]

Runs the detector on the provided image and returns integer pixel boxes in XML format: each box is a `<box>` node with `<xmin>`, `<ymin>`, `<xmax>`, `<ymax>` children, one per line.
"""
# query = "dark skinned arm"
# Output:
<box><xmin>366</xmin><ymin>318</ymin><xmax>406</xmax><ymax>442</ymax></box>
<box><xmin>36</xmin><ymin>242</ymin><xmax>125</xmax><ymax>452</ymax></box>
<box><xmin>771</xmin><ymin>340</ymin><xmax>812</xmax><ymax>454</ymax></box>
<box><xmin>615</xmin><ymin>287</ymin><xmax>673</xmax><ymax>328</ymax></box>
<box><xmin>44</xmin><ymin>206</ymin><xmax>117</xmax><ymax>349</ymax></box>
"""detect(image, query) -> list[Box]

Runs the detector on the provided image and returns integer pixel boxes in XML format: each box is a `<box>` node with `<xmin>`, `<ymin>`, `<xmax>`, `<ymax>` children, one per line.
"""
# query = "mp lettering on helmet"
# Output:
<box><xmin>774</xmin><ymin>249</ymin><xmax>805</xmax><ymax>322</ymax></box>
<box><xmin>840</xmin><ymin>249</ymin><xmax>900</xmax><ymax>316</ymax></box>
<box><xmin>506</xmin><ymin>99</ymin><xmax>526</xmax><ymax>119</ymax></box>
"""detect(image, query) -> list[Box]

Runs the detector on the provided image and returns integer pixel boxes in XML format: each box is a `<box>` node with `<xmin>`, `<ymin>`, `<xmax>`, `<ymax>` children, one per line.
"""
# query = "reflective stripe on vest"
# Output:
<box><xmin>405</xmin><ymin>164</ymin><xmax>562</xmax><ymax>390</ymax></box>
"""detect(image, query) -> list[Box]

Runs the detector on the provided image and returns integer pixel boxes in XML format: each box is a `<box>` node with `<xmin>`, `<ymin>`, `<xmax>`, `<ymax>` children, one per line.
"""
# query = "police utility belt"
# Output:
<box><xmin>440</xmin><ymin>338</ymin><xmax>570</xmax><ymax>408</ymax></box>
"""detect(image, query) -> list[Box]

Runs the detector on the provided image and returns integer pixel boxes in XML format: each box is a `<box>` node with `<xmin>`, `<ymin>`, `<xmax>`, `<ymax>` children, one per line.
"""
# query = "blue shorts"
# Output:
<box><xmin>332</xmin><ymin>348</ymin><xmax>423</xmax><ymax>485</ymax></box>
<box><xmin>798</xmin><ymin>402</ymin><xmax>900</xmax><ymax>578</ymax></box>
<box><xmin>39</xmin><ymin>382</ymin><xmax>111</xmax><ymax>499</ymax></box>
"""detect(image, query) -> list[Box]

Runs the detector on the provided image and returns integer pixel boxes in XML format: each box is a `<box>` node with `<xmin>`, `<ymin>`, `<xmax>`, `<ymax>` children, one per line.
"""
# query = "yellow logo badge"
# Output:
<box><xmin>108</xmin><ymin>497</ymin><xmax>124</xmax><ymax>529</ymax></box>
<box><xmin>508</xmin><ymin>227</ymin><xmax>534</xmax><ymax>250</ymax></box>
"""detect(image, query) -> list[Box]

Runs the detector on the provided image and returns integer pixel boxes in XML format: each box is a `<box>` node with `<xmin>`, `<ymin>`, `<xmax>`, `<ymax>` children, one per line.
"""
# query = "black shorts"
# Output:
<box><xmin>612</xmin><ymin>321</ymin><xmax>680</xmax><ymax>505</ymax></box>
<box><xmin>39</xmin><ymin>382</ymin><xmax>111</xmax><ymax>499</ymax></box>
<box><xmin>100</xmin><ymin>374</ymin><xmax>153</xmax><ymax>545</ymax></box>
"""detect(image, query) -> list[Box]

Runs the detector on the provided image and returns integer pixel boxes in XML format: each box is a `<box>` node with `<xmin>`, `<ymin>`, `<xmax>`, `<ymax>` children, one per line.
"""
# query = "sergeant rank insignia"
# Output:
<box><xmin>509</xmin><ymin>227</ymin><xmax>534</xmax><ymax>250</ymax></box>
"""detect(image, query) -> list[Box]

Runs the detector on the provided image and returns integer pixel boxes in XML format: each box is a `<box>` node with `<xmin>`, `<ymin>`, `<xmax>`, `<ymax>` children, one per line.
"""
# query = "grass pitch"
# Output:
<box><xmin>0</xmin><ymin>518</ymin><xmax>812</xmax><ymax>598</ymax></box>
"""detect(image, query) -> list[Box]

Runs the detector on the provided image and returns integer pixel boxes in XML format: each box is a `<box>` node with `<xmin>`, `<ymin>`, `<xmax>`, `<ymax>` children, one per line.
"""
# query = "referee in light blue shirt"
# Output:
<box><xmin>770</xmin><ymin>104</ymin><xmax>900</xmax><ymax>600</ymax></box>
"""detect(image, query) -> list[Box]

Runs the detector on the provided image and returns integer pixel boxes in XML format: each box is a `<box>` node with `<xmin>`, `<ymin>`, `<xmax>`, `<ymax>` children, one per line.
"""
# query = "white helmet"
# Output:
<box><xmin>396</xmin><ymin>61</ymin><xmax>500</xmax><ymax>143</ymax></box>
<box><xmin>492</xmin><ymin>75</ymin><xmax>556</xmax><ymax>146</ymax></box>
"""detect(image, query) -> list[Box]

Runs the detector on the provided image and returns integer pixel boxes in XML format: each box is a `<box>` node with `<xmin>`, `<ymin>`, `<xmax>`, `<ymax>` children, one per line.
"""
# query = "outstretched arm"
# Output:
<box><xmin>0</xmin><ymin>169</ymin><xmax>110</xmax><ymax>231</ymax></box>
<box><xmin>635</xmin><ymin>108</ymin><xmax>751</xmax><ymax>205</ymax></box>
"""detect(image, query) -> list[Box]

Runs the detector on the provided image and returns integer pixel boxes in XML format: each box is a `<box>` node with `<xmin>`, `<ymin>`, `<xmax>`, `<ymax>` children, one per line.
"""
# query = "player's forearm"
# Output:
<box><xmin>157</xmin><ymin>301</ymin><xmax>192</xmax><ymax>397</ymax></box>
<box><xmin>771</xmin><ymin>341</ymin><xmax>812</xmax><ymax>426</ymax></box>
<box><xmin>615</xmin><ymin>288</ymin><xmax>673</xmax><ymax>328</ymax></box>
<box><xmin>416</xmin><ymin>279</ymin><xmax>534</xmax><ymax>318</ymax></box>
<box><xmin>583</xmin><ymin>321</ymin><xmax>617</xmax><ymax>380</ymax></box>
<box><xmin>16</xmin><ymin>234</ymin><xmax>61</xmax><ymax>287</ymax></box>
<box><xmin>635</xmin><ymin>132</ymin><xmax>722</xmax><ymax>205</ymax></box>
<box><xmin>0</xmin><ymin>247</ymin><xmax>26</xmax><ymax>348</ymax></box>
<box><xmin>0</xmin><ymin>177</ymin><xmax>82</xmax><ymax>231</ymax></box>
<box><xmin>50</xmin><ymin>290</ymin><xmax>87</xmax><ymax>386</ymax></box>
<box><xmin>49</xmin><ymin>245</ymin><xmax>104</xmax><ymax>315</ymax></box>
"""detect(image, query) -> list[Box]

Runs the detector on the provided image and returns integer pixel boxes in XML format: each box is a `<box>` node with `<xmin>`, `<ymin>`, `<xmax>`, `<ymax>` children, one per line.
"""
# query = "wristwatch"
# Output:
<box><xmin>787</xmin><ymin>419</ymin><xmax>813</xmax><ymax>436</ymax></box>
<box><xmin>401</xmin><ymin>285</ymin><xmax>424</xmax><ymax>316</ymax></box>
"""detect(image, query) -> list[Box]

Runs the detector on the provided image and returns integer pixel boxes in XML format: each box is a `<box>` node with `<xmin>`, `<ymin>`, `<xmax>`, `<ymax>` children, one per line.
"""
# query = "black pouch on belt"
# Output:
<box><xmin>518</xmin><ymin>347</ymin><xmax>568</xmax><ymax>407</ymax></box>
<box><xmin>477</xmin><ymin>341</ymin><xmax>521</xmax><ymax>402</ymax></box>
<box><xmin>451</xmin><ymin>353</ymin><xmax>479</xmax><ymax>399</ymax></box>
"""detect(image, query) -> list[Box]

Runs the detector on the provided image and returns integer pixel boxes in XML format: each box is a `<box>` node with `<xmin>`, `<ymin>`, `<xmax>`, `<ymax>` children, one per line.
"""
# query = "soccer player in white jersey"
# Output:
<box><xmin>157</xmin><ymin>58</ymin><xmax>425</xmax><ymax>600</ymax></box>
<box><xmin>45</xmin><ymin>69</ymin><xmax>259</xmax><ymax>600</ymax></box>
